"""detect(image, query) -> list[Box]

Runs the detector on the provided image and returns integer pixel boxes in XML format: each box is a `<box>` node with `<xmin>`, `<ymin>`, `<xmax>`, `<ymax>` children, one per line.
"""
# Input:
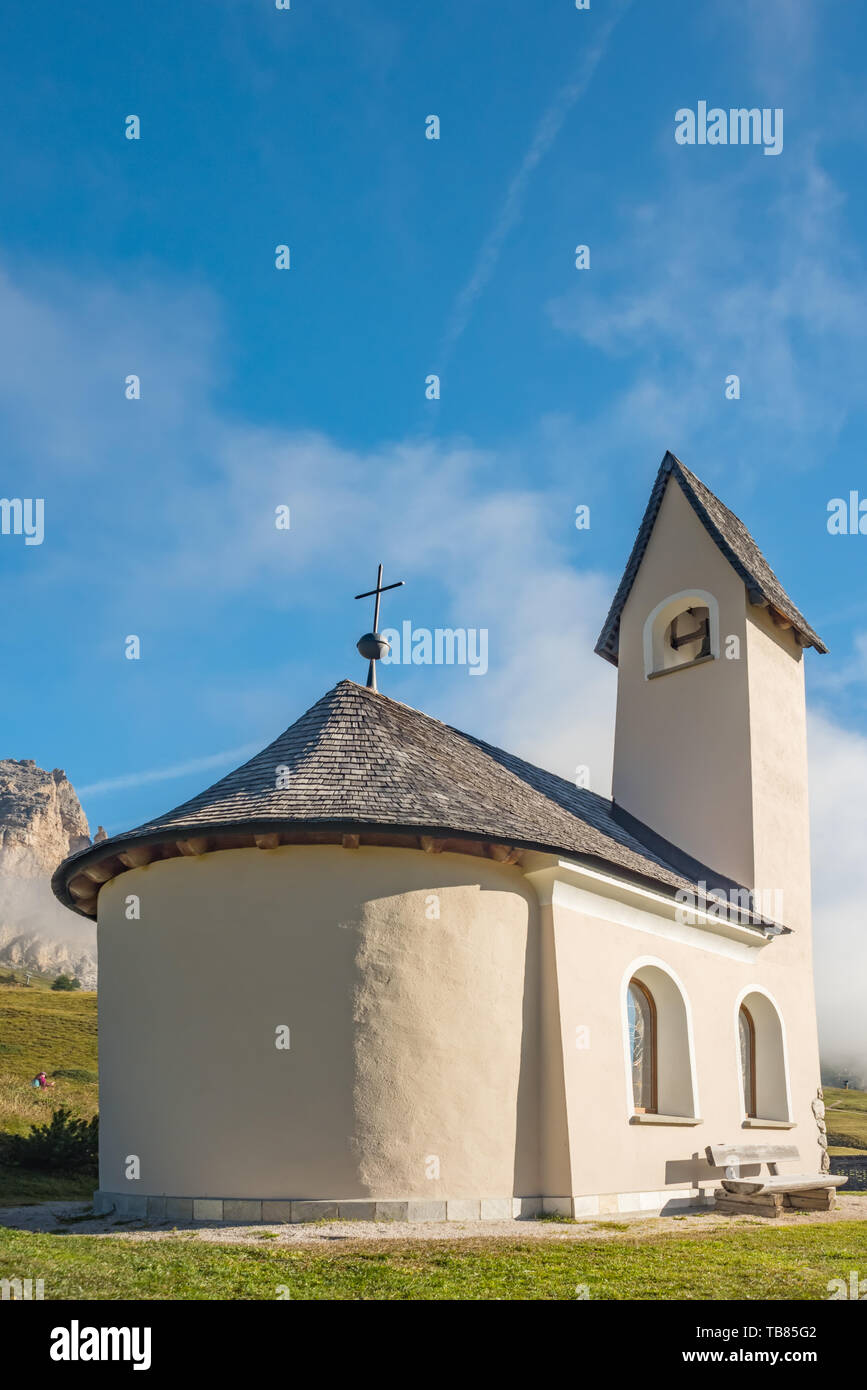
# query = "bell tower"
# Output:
<box><xmin>596</xmin><ymin>453</ymin><xmax>826</xmax><ymax>938</ymax></box>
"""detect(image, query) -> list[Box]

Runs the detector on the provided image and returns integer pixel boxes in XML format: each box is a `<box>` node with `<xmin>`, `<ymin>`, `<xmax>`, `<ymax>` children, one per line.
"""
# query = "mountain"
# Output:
<box><xmin>0</xmin><ymin>760</ymin><xmax>98</xmax><ymax>990</ymax></box>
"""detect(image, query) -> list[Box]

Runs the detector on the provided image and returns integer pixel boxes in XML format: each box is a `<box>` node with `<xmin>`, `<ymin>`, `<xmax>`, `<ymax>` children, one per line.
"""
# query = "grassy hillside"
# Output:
<box><xmin>825</xmin><ymin>1087</ymin><xmax>867</xmax><ymax>1154</ymax></box>
<box><xmin>0</xmin><ymin>966</ymin><xmax>69</xmax><ymax>991</ymax></box>
<box><xmin>0</xmin><ymin>982</ymin><xmax>97</xmax><ymax>1201</ymax></box>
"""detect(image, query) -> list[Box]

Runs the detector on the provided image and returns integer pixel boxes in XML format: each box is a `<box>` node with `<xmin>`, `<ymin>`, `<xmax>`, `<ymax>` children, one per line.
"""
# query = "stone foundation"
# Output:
<box><xmin>93</xmin><ymin>1189</ymin><xmax>715</xmax><ymax>1223</ymax></box>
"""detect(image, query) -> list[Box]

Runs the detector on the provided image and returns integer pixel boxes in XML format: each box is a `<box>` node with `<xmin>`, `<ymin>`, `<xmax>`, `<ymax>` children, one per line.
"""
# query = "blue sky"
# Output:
<box><xmin>1</xmin><ymin>1</ymin><xmax>867</xmax><ymax>1049</ymax></box>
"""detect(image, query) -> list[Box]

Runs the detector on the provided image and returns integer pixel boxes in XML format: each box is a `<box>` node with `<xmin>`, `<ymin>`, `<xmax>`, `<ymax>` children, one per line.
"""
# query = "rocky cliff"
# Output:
<box><xmin>0</xmin><ymin>760</ymin><xmax>98</xmax><ymax>989</ymax></box>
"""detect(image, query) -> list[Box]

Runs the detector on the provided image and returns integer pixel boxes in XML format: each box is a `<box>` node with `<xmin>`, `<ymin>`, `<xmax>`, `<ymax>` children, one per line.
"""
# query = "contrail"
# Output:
<box><xmin>78</xmin><ymin>743</ymin><xmax>260</xmax><ymax>797</ymax></box>
<box><xmin>441</xmin><ymin>0</ymin><xmax>632</xmax><ymax>360</ymax></box>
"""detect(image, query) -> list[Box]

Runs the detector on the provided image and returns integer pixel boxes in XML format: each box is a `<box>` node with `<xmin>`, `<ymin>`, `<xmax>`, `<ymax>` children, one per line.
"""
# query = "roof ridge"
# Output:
<box><xmin>595</xmin><ymin>451</ymin><xmax>827</xmax><ymax>665</ymax></box>
<box><xmin>52</xmin><ymin>663</ymin><xmax>783</xmax><ymax>933</ymax></box>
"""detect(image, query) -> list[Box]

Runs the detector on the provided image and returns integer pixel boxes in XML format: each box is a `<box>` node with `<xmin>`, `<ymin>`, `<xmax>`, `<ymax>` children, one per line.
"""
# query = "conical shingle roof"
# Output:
<box><xmin>52</xmin><ymin>680</ymin><xmax>781</xmax><ymax>932</ymax></box>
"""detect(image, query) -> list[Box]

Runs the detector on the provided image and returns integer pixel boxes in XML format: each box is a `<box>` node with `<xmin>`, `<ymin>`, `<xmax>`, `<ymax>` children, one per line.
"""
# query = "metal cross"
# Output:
<box><xmin>354</xmin><ymin>563</ymin><xmax>404</xmax><ymax>691</ymax></box>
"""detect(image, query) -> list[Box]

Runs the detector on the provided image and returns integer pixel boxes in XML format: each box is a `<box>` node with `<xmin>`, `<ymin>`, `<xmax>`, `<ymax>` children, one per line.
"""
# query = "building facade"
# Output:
<box><xmin>54</xmin><ymin>453</ymin><xmax>828</xmax><ymax>1221</ymax></box>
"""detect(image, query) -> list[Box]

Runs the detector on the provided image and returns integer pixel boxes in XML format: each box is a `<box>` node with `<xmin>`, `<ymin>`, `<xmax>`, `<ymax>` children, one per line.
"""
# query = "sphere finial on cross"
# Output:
<box><xmin>354</xmin><ymin>563</ymin><xmax>405</xmax><ymax>692</ymax></box>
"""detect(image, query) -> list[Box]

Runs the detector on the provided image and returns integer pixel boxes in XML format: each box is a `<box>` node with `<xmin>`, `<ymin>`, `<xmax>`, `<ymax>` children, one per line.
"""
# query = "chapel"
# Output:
<box><xmin>53</xmin><ymin>451</ymin><xmax>828</xmax><ymax>1221</ymax></box>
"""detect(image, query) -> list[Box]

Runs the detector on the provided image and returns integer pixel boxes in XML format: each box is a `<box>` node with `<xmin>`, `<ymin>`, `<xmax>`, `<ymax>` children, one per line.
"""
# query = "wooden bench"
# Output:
<box><xmin>705</xmin><ymin>1143</ymin><xmax>847</xmax><ymax>1216</ymax></box>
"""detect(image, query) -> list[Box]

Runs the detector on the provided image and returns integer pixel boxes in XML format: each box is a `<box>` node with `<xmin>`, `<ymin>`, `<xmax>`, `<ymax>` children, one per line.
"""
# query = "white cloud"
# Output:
<box><xmin>547</xmin><ymin>153</ymin><xmax>867</xmax><ymax>473</ymax></box>
<box><xmin>811</xmin><ymin>631</ymin><xmax>867</xmax><ymax>702</ymax></box>
<box><xmin>0</xmin><ymin>263</ymin><xmax>218</xmax><ymax>472</ymax></box>
<box><xmin>808</xmin><ymin>708</ymin><xmax>867</xmax><ymax>1083</ymax></box>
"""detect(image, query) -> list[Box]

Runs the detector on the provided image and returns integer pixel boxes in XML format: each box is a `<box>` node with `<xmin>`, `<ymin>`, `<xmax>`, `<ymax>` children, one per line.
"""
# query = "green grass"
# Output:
<box><xmin>0</xmin><ymin>1171</ymin><xmax>94</xmax><ymax>1205</ymax></box>
<box><xmin>825</xmin><ymin>1086</ymin><xmax>867</xmax><ymax>1153</ymax></box>
<box><xmin>0</xmin><ymin>984</ymin><xmax>97</xmax><ymax>1202</ymax></box>
<box><xmin>0</xmin><ymin>1219</ymin><xmax>865</xmax><ymax>1300</ymax></box>
<box><xmin>0</xmin><ymin>967</ymin><xmax>69</xmax><ymax>991</ymax></box>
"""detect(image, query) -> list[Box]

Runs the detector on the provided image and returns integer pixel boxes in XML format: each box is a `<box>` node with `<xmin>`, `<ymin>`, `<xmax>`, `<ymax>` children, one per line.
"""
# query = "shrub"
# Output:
<box><xmin>51</xmin><ymin>975</ymin><xmax>81</xmax><ymax>992</ymax></box>
<box><xmin>5</xmin><ymin>1107</ymin><xmax>98</xmax><ymax>1172</ymax></box>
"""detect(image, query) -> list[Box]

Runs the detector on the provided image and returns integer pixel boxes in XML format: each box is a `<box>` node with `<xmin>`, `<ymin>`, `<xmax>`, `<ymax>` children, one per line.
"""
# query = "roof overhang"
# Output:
<box><xmin>52</xmin><ymin>817</ymin><xmax>790</xmax><ymax>935</ymax></box>
<box><xmin>526</xmin><ymin>858</ymin><xmax>783</xmax><ymax>944</ymax></box>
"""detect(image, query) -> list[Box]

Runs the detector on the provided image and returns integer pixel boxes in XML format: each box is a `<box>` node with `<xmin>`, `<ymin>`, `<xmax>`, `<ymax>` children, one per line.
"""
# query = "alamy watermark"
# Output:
<box><xmin>827</xmin><ymin>1270</ymin><xmax>867</xmax><ymax>1299</ymax></box>
<box><xmin>675</xmin><ymin>103</ymin><xmax>783</xmax><ymax>156</ymax></box>
<box><xmin>1</xmin><ymin>1276</ymin><xmax>44</xmax><ymax>1300</ymax></box>
<box><xmin>0</xmin><ymin>498</ymin><xmax>44</xmax><ymax>545</ymax></box>
<box><xmin>675</xmin><ymin>881</ymin><xmax>783</xmax><ymax>928</ymax></box>
<box><xmin>50</xmin><ymin>1322</ymin><xmax>152</xmax><ymax>1370</ymax></box>
<box><xmin>827</xmin><ymin>492</ymin><xmax>867</xmax><ymax>534</ymax></box>
<box><xmin>380</xmin><ymin>622</ymin><xmax>488</xmax><ymax>676</ymax></box>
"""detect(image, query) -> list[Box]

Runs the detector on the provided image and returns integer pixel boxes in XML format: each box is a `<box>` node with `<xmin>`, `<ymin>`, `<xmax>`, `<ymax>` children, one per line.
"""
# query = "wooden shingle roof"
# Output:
<box><xmin>52</xmin><ymin>679</ymin><xmax>783</xmax><ymax>933</ymax></box>
<box><xmin>595</xmin><ymin>451</ymin><xmax>827</xmax><ymax>665</ymax></box>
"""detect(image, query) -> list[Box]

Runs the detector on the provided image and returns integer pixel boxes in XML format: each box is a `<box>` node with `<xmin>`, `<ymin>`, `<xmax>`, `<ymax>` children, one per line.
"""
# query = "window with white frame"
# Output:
<box><xmin>735</xmin><ymin>990</ymin><xmax>790</xmax><ymax>1123</ymax></box>
<box><xmin>623</xmin><ymin>962</ymin><xmax>699</xmax><ymax>1119</ymax></box>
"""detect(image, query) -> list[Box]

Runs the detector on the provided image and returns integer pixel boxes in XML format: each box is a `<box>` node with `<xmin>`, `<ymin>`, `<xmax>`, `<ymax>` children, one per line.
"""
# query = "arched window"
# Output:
<box><xmin>735</xmin><ymin>989</ymin><xmax>791</xmax><ymax>1123</ymax></box>
<box><xmin>627</xmin><ymin>978</ymin><xmax>657</xmax><ymax>1113</ymax></box>
<box><xmin>622</xmin><ymin>960</ymin><xmax>700</xmax><ymax>1121</ymax></box>
<box><xmin>643</xmin><ymin>589</ymin><xmax>720</xmax><ymax>678</ymax></box>
<box><xmin>738</xmin><ymin>1004</ymin><xmax>757</xmax><ymax>1117</ymax></box>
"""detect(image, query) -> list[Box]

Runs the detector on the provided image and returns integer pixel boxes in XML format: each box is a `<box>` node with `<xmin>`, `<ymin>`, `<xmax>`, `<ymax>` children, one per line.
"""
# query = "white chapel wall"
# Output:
<box><xmin>96</xmin><ymin>843</ymin><xmax>540</xmax><ymax>1203</ymax></box>
<box><xmin>545</xmin><ymin>884</ymin><xmax>820</xmax><ymax>1202</ymax></box>
<box><xmin>612</xmin><ymin>478</ymin><xmax>755</xmax><ymax>889</ymax></box>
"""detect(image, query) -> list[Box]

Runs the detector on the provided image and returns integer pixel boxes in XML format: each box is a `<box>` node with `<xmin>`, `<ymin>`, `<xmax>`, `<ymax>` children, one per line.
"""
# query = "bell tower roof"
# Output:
<box><xmin>595</xmin><ymin>451</ymin><xmax>827</xmax><ymax>665</ymax></box>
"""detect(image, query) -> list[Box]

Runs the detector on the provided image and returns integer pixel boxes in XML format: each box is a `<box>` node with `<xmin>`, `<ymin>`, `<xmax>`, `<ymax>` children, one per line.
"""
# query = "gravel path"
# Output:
<box><xmin>1</xmin><ymin>1195</ymin><xmax>865</xmax><ymax>1247</ymax></box>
